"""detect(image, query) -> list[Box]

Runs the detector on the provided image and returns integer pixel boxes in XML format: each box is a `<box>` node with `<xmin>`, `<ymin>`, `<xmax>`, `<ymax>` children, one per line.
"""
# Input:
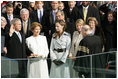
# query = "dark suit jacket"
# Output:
<box><xmin>65</xmin><ymin>21</ymin><xmax>76</xmax><ymax>39</ymax></box>
<box><xmin>65</xmin><ymin>6</ymin><xmax>79</xmax><ymax>23</ymax></box>
<box><xmin>21</xmin><ymin>19</ymin><xmax>32</xmax><ymax>38</ymax></box>
<box><xmin>6</xmin><ymin>32</ymin><xmax>27</xmax><ymax>58</ymax></box>
<box><xmin>77</xmin><ymin>5</ymin><xmax>101</xmax><ymax>27</ymax></box>
<box><xmin>2</xmin><ymin>13</ymin><xmax>19</xmax><ymax>29</ymax></box>
<box><xmin>44</xmin><ymin>9</ymin><xmax>58</xmax><ymax>37</ymax></box>
<box><xmin>30</xmin><ymin>9</ymin><xmax>48</xmax><ymax>33</ymax></box>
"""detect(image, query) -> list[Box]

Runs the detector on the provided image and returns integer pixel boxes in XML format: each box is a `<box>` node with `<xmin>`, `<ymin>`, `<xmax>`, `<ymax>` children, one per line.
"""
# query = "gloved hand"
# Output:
<box><xmin>56</xmin><ymin>61</ymin><xmax>64</xmax><ymax>66</ymax></box>
<box><xmin>53</xmin><ymin>60</ymin><xmax>64</xmax><ymax>66</ymax></box>
<box><xmin>53</xmin><ymin>60</ymin><xmax>59</xmax><ymax>65</ymax></box>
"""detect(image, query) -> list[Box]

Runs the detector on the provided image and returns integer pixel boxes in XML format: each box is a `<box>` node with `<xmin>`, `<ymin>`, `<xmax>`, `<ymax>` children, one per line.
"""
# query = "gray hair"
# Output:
<box><xmin>20</xmin><ymin>8</ymin><xmax>29</xmax><ymax>14</ymax></box>
<box><xmin>11</xmin><ymin>18</ymin><xmax>21</xmax><ymax>25</ymax></box>
<box><xmin>56</xmin><ymin>10</ymin><xmax>65</xmax><ymax>17</ymax></box>
<box><xmin>81</xmin><ymin>25</ymin><xmax>92</xmax><ymax>35</ymax></box>
<box><xmin>1</xmin><ymin>16</ymin><xmax>7</xmax><ymax>25</ymax></box>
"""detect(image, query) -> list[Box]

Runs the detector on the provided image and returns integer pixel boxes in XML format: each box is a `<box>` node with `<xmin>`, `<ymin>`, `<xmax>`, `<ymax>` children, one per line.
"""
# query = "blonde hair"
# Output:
<box><xmin>87</xmin><ymin>17</ymin><xmax>98</xmax><ymax>26</ymax></box>
<box><xmin>31</xmin><ymin>22</ymin><xmax>42</xmax><ymax>31</ymax></box>
<box><xmin>1</xmin><ymin>16</ymin><xmax>7</xmax><ymax>25</ymax></box>
<box><xmin>76</xmin><ymin>19</ymin><xmax>84</xmax><ymax>26</ymax></box>
<box><xmin>59</xmin><ymin>1</ymin><xmax>64</xmax><ymax>5</ymax></box>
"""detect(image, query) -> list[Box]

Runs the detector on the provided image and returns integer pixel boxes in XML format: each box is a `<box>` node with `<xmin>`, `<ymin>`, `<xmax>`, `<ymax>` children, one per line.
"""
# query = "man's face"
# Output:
<box><xmin>68</xmin><ymin>1</ymin><xmax>76</xmax><ymax>9</ymax></box>
<box><xmin>82</xmin><ymin>1</ymin><xmax>89</xmax><ymax>7</ymax></box>
<box><xmin>14</xmin><ymin>20</ymin><xmax>22</xmax><ymax>32</ymax></box>
<box><xmin>56</xmin><ymin>12</ymin><xmax>64</xmax><ymax>21</ymax></box>
<box><xmin>51</xmin><ymin>1</ymin><xmax>59</xmax><ymax>10</ymax></box>
<box><xmin>20</xmin><ymin>12</ymin><xmax>29</xmax><ymax>21</ymax></box>
<box><xmin>6</xmin><ymin>7</ymin><xmax>13</xmax><ymax>16</ymax></box>
<box><xmin>36</xmin><ymin>2</ymin><xmax>44</xmax><ymax>9</ymax></box>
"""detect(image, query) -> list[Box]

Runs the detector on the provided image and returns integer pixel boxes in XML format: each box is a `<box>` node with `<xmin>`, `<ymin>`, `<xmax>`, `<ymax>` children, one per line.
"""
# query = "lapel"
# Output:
<box><xmin>80</xmin><ymin>5</ymin><xmax>84</xmax><ymax>19</ymax></box>
<box><xmin>5</xmin><ymin>14</ymin><xmax>10</xmax><ymax>24</ymax></box>
<box><xmin>35</xmin><ymin>10</ymin><xmax>39</xmax><ymax>21</ymax></box>
<box><xmin>86</xmin><ymin>5</ymin><xmax>91</xmax><ymax>20</ymax></box>
<box><xmin>21</xmin><ymin>20</ymin><xmax>24</xmax><ymax>34</ymax></box>
<box><xmin>49</xmin><ymin>10</ymin><xmax>54</xmax><ymax>25</ymax></box>
<box><xmin>13</xmin><ymin>32</ymin><xmax>21</xmax><ymax>43</ymax></box>
<box><xmin>55</xmin><ymin>32</ymin><xmax>65</xmax><ymax>46</ymax></box>
<box><xmin>20</xmin><ymin>32</ymin><xmax>25</xmax><ymax>44</ymax></box>
<box><xmin>27</xmin><ymin>19</ymin><xmax>30</xmax><ymax>31</ymax></box>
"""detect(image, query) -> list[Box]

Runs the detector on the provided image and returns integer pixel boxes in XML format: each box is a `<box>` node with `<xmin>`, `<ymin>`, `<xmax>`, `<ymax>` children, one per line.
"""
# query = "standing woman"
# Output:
<box><xmin>26</xmin><ymin>22</ymin><xmax>49</xmax><ymax>78</ymax></box>
<box><xmin>69</xmin><ymin>19</ymin><xmax>84</xmax><ymax>78</ymax></box>
<box><xmin>50</xmin><ymin>20</ymin><xmax>71</xmax><ymax>78</ymax></box>
<box><xmin>1</xmin><ymin>16</ymin><xmax>9</xmax><ymax>56</ymax></box>
<box><xmin>102</xmin><ymin>12</ymin><xmax>117</xmax><ymax>51</ymax></box>
<box><xmin>88</xmin><ymin>17</ymin><xmax>105</xmax><ymax>52</ymax></box>
<box><xmin>69</xmin><ymin>19</ymin><xmax>84</xmax><ymax>59</ymax></box>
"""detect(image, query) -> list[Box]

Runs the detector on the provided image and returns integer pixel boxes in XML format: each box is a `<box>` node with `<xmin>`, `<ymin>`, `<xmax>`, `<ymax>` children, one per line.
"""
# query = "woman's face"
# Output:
<box><xmin>76</xmin><ymin>23</ymin><xmax>83</xmax><ymax>33</ymax></box>
<box><xmin>108</xmin><ymin>14</ymin><xmax>113</xmax><ymax>22</ymax></box>
<box><xmin>32</xmin><ymin>26</ymin><xmax>41</xmax><ymax>36</ymax></box>
<box><xmin>89</xmin><ymin>20</ymin><xmax>95</xmax><ymax>30</ymax></box>
<box><xmin>58</xmin><ymin>4</ymin><xmax>64</xmax><ymax>10</ymax></box>
<box><xmin>1</xmin><ymin>20</ymin><xmax>6</xmax><ymax>29</ymax></box>
<box><xmin>55</xmin><ymin>22</ymin><xmax>64</xmax><ymax>33</ymax></box>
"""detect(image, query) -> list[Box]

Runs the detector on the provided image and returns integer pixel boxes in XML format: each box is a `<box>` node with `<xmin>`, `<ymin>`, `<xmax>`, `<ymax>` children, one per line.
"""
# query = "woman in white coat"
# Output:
<box><xmin>50</xmin><ymin>20</ymin><xmax>71</xmax><ymax>78</ymax></box>
<box><xmin>26</xmin><ymin>22</ymin><xmax>49</xmax><ymax>78</ymax></box>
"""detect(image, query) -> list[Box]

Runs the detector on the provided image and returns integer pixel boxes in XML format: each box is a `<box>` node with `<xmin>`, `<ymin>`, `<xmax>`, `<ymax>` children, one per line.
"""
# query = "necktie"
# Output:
<box><xmin>24</xmin><ymin>22</ymin><xmax>27</xmax><ymax>34</ymax></box>
<box><xmin>40</xmin><ymin>10</ymin><xmax>42</xmax><ymax>23</ymax></box>
<box><xmin>18</xmin><ymin>32</ymin><xmax>22</xmax><ymax>43</ymax></box>
<box><xmin>9</xmin><ymin>16</ymin><xmax>12</xmax><ymax>24</ymax></box>
<box><xmin>53</xmin><ymin>11</ymin><xmax>56</xmax><ymax>22</ymax></box>
<box><xmin>84</xmin><ymin>7</ymin><xmax>87</xmax><ymax>23</ymax></box>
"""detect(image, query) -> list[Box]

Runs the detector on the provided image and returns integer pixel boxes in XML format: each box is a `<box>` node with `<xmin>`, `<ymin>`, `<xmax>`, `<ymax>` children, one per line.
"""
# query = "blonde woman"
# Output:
<box><xmin>69</xmin><ymin>19</ymin><xmax>84</xmax><ymax>77</ymax></box>
<box><xmin>69</xmin><ymin>19</ymin><xmax>84</xmax><ymax>59</ymax></box>
<box><xmin>88</xmin><ymin>17</ymin><xmax>105</xmax><ymax>52</ymax></box>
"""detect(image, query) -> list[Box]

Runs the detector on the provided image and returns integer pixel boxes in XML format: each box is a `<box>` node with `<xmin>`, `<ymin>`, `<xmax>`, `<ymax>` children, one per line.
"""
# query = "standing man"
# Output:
<box><xmin>2</xmin><ymin>3</ymin><xmax>18</xmax><ymax>29</ymax></box>
<box><xmin>74</xmin><ymin>25</ymin><xmax>105</xmax><ymax>78</ymax></box>
<box><xmin>46</xmin><ymin>1</ymin><xmax>59</xmax><ymax>45</ymax></box>
<box><xmin>20</xmin><ymin>8</ymin><xmax>32</xmax><ymax>38</ymax></box>
<box><xmin>73</xmin><ymin>1</ymin><xmax>101</xmax><ymax>26</ymax></box>
<box><xmin>5</xmin><ymin>18</ymin><xmax>27</xmax><ymax>78</ymax></box>
<box><xmin>30</xmin><ymin>1</ymin><xmax>48</xmax><ymax>35</ymax></box>
<box><xmin>65</xmin><ymin>1</ymin><xmax>78</xmax><ymax>23</ymax></box>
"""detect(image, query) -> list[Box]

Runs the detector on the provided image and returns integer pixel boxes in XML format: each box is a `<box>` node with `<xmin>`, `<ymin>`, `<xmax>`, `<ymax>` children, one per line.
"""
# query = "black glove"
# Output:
<box><xmin>56</xmin><ymin>61</ymin><xmax>64</xmax><ymax>66</ymax></box>
<box><xmin>53</xmin><ymin>60</ymin><xmax>64</xmax><ymax>66</ymax></box>
<box><xmin>53</xmin><ymin>60</ymin><xmax>59</xmax><ymax>65</ymax></box>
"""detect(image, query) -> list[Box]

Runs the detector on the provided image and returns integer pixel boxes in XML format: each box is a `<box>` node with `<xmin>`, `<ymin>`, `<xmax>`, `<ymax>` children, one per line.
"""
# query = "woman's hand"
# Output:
<box><xmin>69</xmin><ymin>56</ymin><xmax>76</xmax><ymax>62</ymax></box>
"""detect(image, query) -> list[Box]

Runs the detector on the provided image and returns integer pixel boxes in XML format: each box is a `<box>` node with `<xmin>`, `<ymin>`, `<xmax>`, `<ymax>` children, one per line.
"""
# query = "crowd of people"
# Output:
<box><xmin>1</xmin><ymin>1</ymin><xmax>117</xmax><ymax>78</ymax></box>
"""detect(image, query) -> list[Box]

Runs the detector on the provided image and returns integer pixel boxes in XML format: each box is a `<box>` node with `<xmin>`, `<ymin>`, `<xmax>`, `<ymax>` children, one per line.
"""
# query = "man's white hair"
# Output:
<box><xmin>82</xmin><ymin>25</ymin><xmax>92</xmax><ymax>35</ymax></box>
<box><xmin>20</xmin><ymin>8</ymin><xmax>29</xmax><ymax>14</ymax></box>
